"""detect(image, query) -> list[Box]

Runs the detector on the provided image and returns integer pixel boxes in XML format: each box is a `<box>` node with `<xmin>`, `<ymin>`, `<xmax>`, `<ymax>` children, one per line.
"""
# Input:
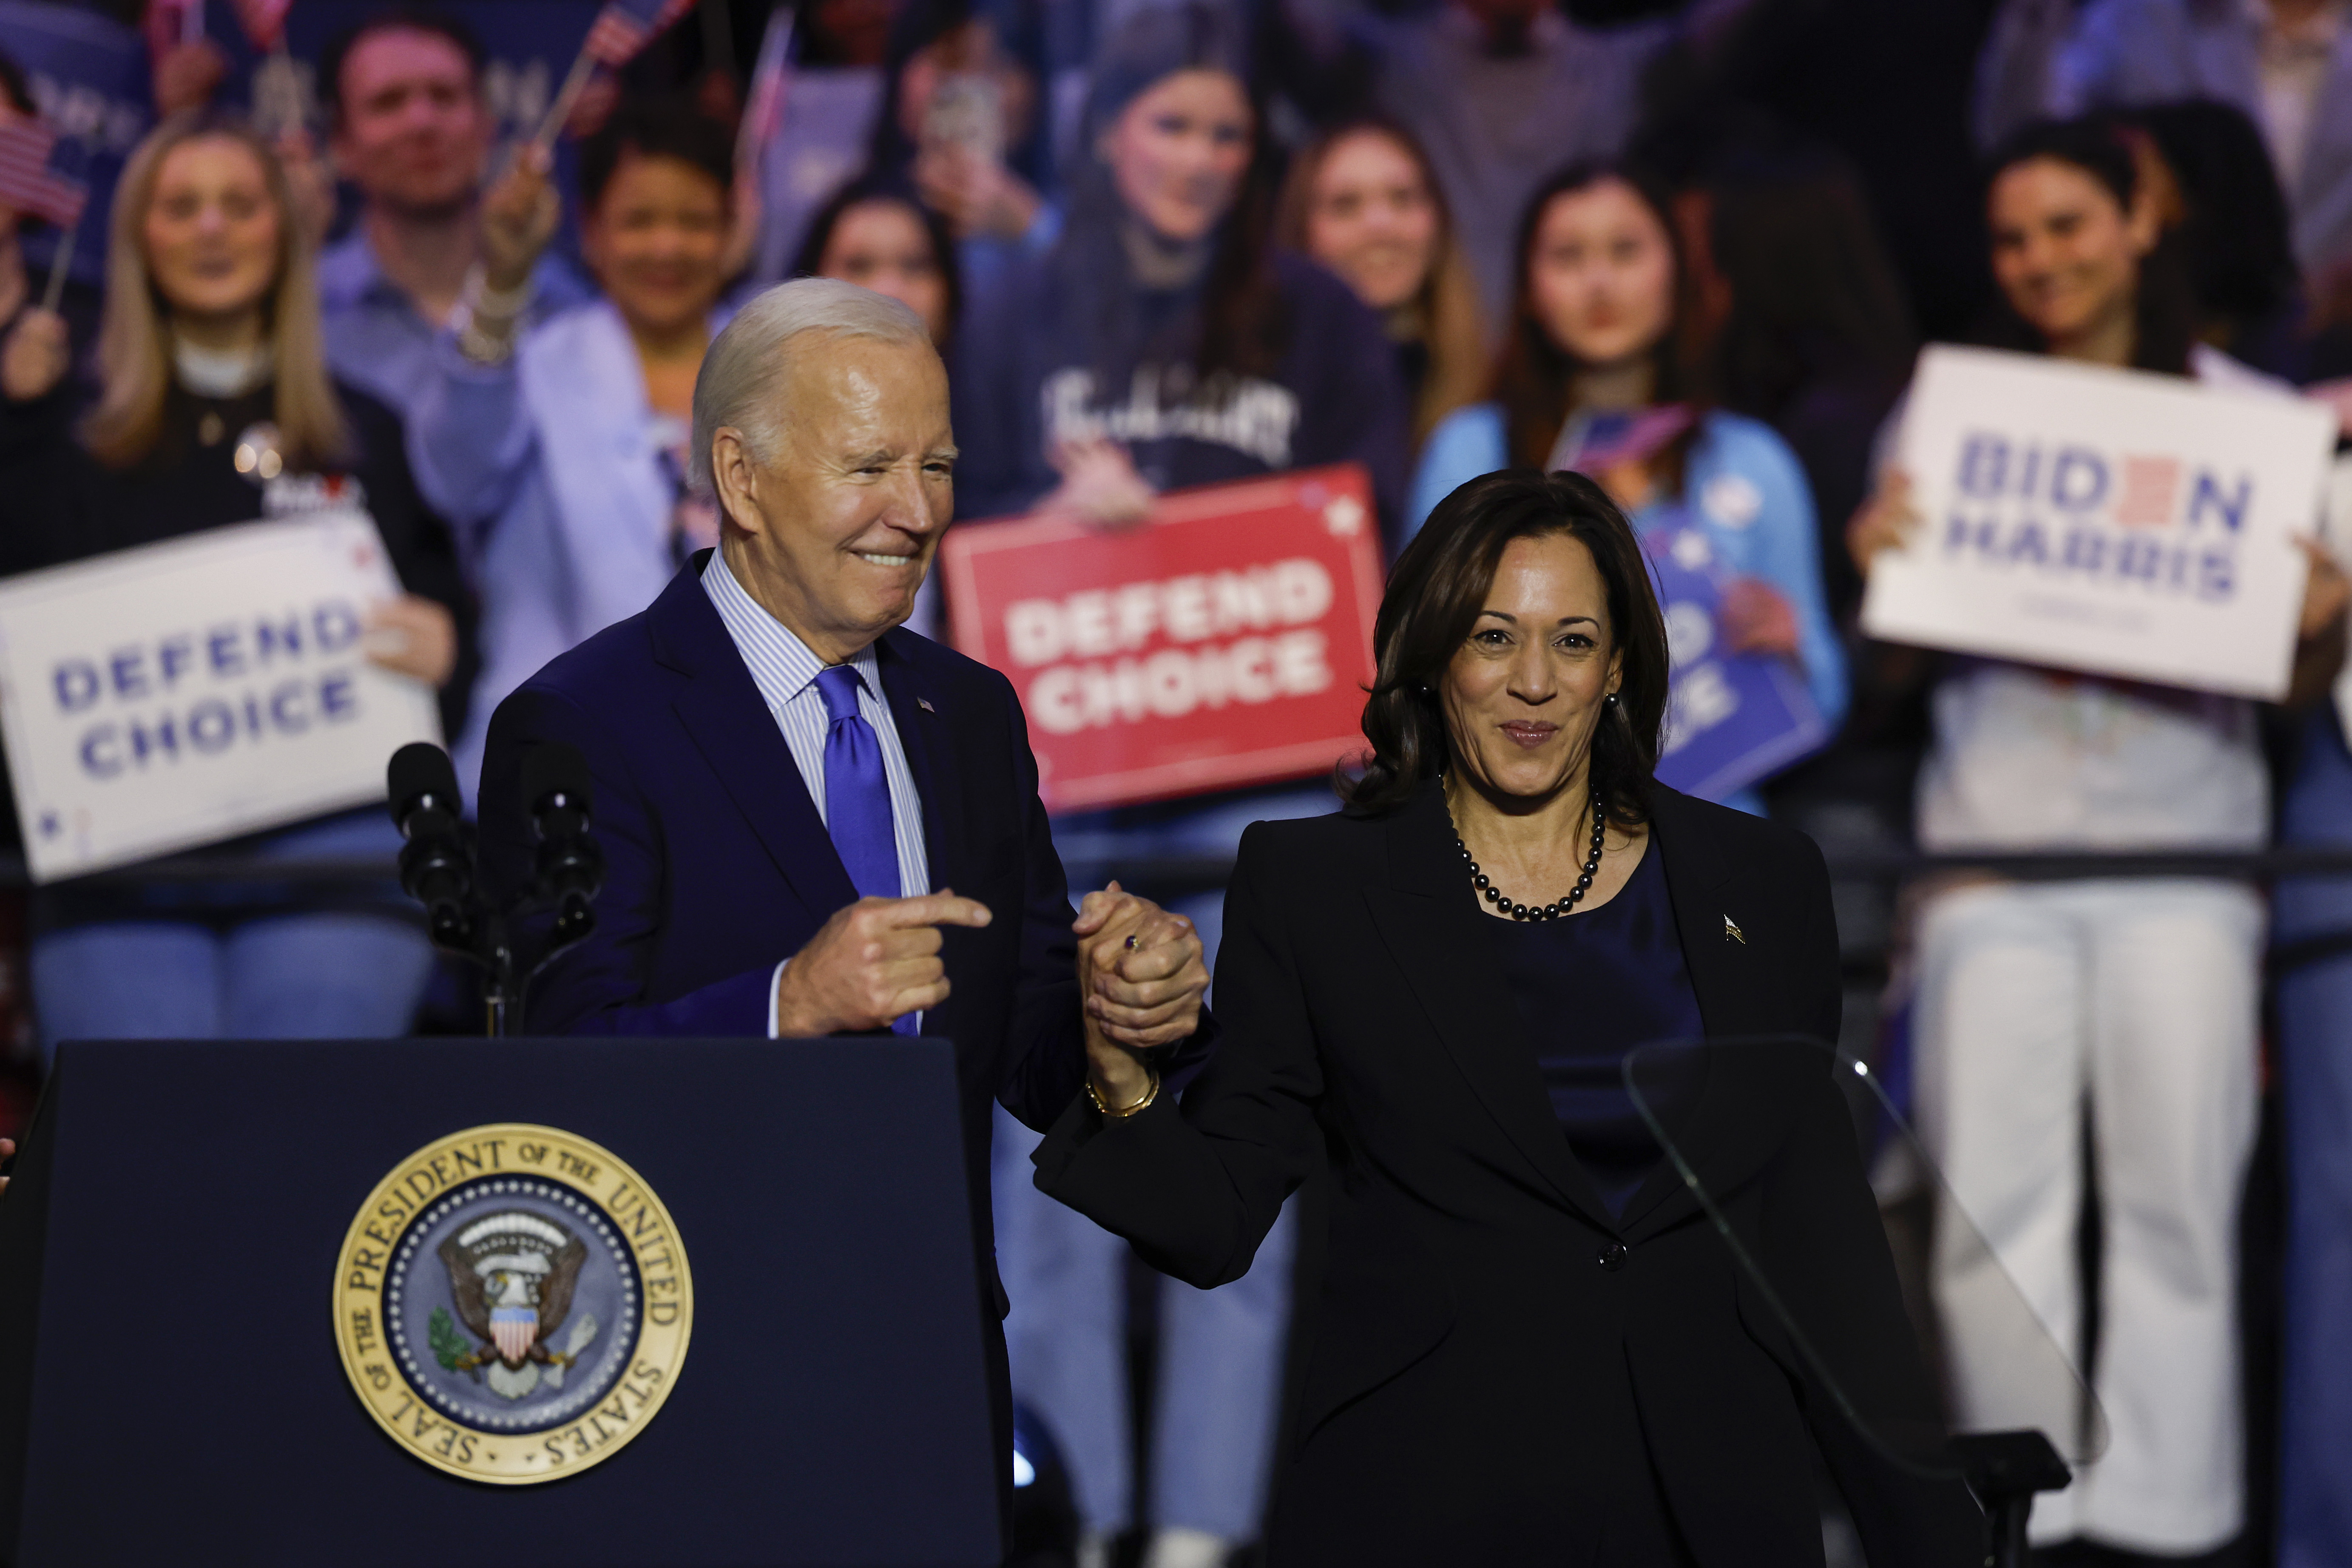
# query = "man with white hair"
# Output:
<box><xmin>474</xmin><ymin>279</ymin><xmax>1214</xmax><ymax>1515</ymax></box>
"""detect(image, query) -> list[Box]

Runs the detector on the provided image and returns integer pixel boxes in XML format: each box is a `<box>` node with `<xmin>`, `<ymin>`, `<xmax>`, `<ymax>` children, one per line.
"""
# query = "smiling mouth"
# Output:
<box><xmin>855</xmin><ymin>551</ymin><xmax>917</xmax><ymax>567</ymax></box>
<box><xmin>1500</xmin><ymin>722</ymin><xmax>1558</xmax><ymax>747</ymax></box>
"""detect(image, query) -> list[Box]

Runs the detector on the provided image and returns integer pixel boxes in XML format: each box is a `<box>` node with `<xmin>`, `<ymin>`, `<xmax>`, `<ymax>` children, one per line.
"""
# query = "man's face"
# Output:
<box><xmin>728</xmin><ymin>335</ymin><xmax>957</xmax><ymax>663</ymax></box>
<box><xmin>330</xmin><ymin>28</ymin><xmax>490</xmax><ymax>219</ymax></box>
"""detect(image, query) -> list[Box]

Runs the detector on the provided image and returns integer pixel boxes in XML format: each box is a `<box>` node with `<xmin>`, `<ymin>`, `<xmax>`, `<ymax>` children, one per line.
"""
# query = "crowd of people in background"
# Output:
<box><xmin>6</xmin><ymin>0</ymin><xmax>2352</xmax><ymax>1563</ymax></box>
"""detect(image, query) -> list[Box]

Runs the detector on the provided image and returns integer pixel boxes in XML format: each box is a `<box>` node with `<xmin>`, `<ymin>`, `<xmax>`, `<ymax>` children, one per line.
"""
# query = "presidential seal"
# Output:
<box><xmin>333</xmin><ymin>1124</ymin><xmax>692</xmax><ymax>1484</ymax></box>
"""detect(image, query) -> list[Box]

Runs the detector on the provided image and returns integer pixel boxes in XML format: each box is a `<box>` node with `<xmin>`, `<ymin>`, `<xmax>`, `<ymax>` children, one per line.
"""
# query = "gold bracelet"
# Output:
<box><xmin>1086</xmin><ymin>1066</ymin><xmax>1159</xmax><ymax>1120</ymax></box>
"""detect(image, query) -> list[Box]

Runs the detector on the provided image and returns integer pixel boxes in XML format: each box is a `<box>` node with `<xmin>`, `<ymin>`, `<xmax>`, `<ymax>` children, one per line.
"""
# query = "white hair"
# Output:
<box><xmin>689</xmin><ymin>278</ymin><xmax>934</xmax><ymax>493</ymax></box>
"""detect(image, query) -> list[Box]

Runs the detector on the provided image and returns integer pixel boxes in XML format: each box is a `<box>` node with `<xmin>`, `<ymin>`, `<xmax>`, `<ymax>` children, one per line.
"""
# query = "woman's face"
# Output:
<box><xmin>1304</xmin><ymin>129</ymin><xmax>1440</xmax><ymax>313</ymax></box>
<box><xmin>143</xmin><ymin>136</ymin><xmax>283</xmax><ymax>324</ymax></box>
<box><xmin>1440</xmin><ymin>532</ymin><xmax>1623</xmax><ymax>805</ymax></box>
<box><xmin>1525</xmin><ymin>178</ymin><xmax>1675</xmax><ymax>369</ymax></box>
<box><xmin>582</xmin><ymin>151</ymin><xmax>731</xmax><ymax>337</ymax></box>
<box><xmin>1988</xmin><ymin>156</ymin><xmax>2154</xmax><ymax>348</ymax></box>
<box><xmin>1100</xmin><ymin>68</ymin><xmax>1253</xmax><ymax>246</ymax></box>
<box><xmin>819</xmin><ymin>198</ymin><xmax>950</xmax><ymax>343</ymax></box>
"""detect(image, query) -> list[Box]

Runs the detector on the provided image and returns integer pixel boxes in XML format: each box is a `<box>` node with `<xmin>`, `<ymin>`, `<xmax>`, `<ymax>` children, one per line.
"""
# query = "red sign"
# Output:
<box><xmin>940</xmin><ymin>464</ymin><xmax>1384</xmax><ymax>812</ymax></box>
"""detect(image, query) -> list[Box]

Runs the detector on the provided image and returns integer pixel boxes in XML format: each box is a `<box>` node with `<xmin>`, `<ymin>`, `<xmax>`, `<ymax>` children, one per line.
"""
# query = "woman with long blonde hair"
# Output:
<box><xmin>0</xmin><ymin>110</ymin><xmax>473</xmax><ymax>1056</ymax></box>
<box><xmin>1277</xmin><ymin>116</ymin><xmax>1485</xmax><ymax>452</ymax></box>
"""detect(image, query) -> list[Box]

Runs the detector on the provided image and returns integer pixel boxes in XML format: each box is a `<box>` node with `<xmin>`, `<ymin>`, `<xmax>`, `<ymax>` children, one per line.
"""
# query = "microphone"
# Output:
<box><xmin>388</xmin><ymin>742</ymin><xmax>474</xmax><ymax>950</ymax></box>
<box><xmin>522</xmin><ymin>741</ymin><xmax>603</xmax><ymax>946</ymax></box>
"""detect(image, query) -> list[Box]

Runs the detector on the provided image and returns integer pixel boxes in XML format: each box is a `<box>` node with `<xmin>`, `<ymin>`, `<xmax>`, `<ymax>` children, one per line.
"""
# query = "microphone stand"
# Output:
<box><xmin>391</xmin><ymin>745</ymin><xmax>604</xmax><ymax>1038</ymax></box>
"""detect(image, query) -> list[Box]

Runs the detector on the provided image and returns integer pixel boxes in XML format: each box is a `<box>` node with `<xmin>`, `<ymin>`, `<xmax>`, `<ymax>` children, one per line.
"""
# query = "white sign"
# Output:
<box><xmin>0</xmin><ymin>513</ymin><xmax>442</xmax><ymax>882</ymax></box>
<box><xmin>1861</xmin><ymin>345</ymin><xmax>2335</xmax><ymax>700</ymax></box>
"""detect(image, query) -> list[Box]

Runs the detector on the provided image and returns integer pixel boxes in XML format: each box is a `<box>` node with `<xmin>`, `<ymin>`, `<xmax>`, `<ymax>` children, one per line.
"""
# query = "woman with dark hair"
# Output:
<box><xmin>1034</xmin><ymin>467</ymin><xmax>1983</xmax><ymax>1565</ymax></box>
<box><xmin>1410</xmin><ymin>161</ymin><xmax>1846</xmax><ymax>812</ymax></box>
<box><xmin>1849</xmin><ymin>115</ymin><xmax>2350</xmax><ymax>1562</ymax></box>
<box><xmin>1276</xmin><ymin>116</ymin><xmax>1486</xmax><ymax>453</ymax></box>
<box><xmin>952</xmin><ymin>1</ymin><xmax>1407</xmax><ymax>530</ymax></box>
<box><xmin>793</xmin><ymin>175</ymin><xmax>962</xmax><ymax>346</ymax></box>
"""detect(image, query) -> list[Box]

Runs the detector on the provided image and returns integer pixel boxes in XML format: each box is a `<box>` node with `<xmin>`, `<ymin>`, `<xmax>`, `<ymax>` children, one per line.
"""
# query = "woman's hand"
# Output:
<box><xmin>1040</xmin><ymin>437</ymin><xmax>1156</xmax><ymax>528</ymax></box>
<box><xmin>1072</xmin><ymin>881</ymin><xmax>1208</xmax><ymax>1111</ymax></box>
<box><xmin>480</xmin><ymin>143</ymin><xmax>560</xmax><ymax>295</ymax></box>
<box><xmin>1846</xmin><ymin>469</ymin><xmax>1919</xmax><ymax>578</ymax></box>
<box><xmin>1</xmin><ymin>309</ymin><xmax>69</xmax><ymax>403</ymax></box>
<box><xmin>2298</xmin><ymin>537</ymin><xmax>2351</xmax><ymax>639</ymax></box>
<box><xmin>1719</xmin><ymin>577</ymin><xmax>1801</xmax><ymax>658</ymax></box>
<box><xmin>364</xmin><ymin>595</ymin><xmax>459</xmax><ymax>687</ymax></box>
<box><xmin>915</xmin><ymin>142</ymin><xmax>1041</xmax><ymax>241</ymax></box>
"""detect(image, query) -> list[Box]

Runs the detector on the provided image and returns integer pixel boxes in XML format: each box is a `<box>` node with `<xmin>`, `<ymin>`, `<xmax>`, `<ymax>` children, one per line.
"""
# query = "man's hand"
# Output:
<box><xmin>480</xmin><ymin>143</ymin><xmax>560</xmax><ymax>295</ymax></box>
<box><xmin>1071</xmin><ymin>882</ymin><xmax>1208</xmax><ymax>1109</ymax></box>
<box><xmin>773</xmin><ymin>891</ymin><xmax>993</xmax><ymax>1035</ymax></box>
<box><xmin>0</xmin><ymin>1136</ymin><xmax>16</xmax><ymax>1197</ymax></box>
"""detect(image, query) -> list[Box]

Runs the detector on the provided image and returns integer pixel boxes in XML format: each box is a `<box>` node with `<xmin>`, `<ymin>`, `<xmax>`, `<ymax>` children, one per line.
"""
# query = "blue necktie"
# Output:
<box><xmin>814</xmin><ymin>665</ymin><xmax>916</xmax><ymax>1035</ymax></box>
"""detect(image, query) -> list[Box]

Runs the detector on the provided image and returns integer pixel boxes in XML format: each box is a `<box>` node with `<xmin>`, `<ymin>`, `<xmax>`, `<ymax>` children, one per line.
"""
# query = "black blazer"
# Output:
<box><xmin>1033</xmin><ymin>779</ymin><xmax>1983</xmax><ymax>1567</ymax></box>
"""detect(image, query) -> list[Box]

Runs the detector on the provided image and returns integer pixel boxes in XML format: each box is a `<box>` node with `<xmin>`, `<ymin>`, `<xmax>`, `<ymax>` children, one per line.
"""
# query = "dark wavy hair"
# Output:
<box><xmin>1974</xmin><ymin>116</ymin><xmax>2197</xmax><ymax>377</ymax></box>
<box><xmin>1491</xmin><ymin>161</ymin><xmax>1713</xmax><ymax>486</ymax></box>
<box><xmin>1341</xmin><ymin>469</ymin><xmax>1668</xmax><ymax>824</ymax></box>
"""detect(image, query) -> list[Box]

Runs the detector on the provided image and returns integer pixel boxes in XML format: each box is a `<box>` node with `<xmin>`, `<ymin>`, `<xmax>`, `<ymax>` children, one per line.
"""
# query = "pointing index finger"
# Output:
<box><xmin>882</xmin><ymin>890</ymin><xmax>993</xmax><ymax>930</ymax></box>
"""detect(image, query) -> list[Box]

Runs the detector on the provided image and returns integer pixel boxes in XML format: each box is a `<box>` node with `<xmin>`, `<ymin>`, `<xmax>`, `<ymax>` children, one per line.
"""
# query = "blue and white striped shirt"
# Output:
<box><xmin>702</xmin><ymin>551</ymin><xmax>932</xmax><ymax>1034</ymax></box>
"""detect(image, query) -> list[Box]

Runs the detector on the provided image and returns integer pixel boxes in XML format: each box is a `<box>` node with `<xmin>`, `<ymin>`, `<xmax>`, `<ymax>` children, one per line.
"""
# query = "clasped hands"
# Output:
<box><xmin>771</xmin><ymin>884</ymin><xmax>1208</xmax><ymax>1094</ymax></box>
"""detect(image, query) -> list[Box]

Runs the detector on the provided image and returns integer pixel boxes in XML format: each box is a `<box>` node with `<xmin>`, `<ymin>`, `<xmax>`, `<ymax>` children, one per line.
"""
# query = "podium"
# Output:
<box><xmin>0</xmin><ymin>1037</ymin><xmax>1002</xmax><ymax>1567</ymax></box>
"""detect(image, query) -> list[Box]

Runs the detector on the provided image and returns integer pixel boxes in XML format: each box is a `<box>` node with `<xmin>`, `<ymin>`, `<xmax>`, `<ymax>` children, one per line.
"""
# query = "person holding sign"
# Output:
<box><xmin>409</xmin><ymin>97</ymin><xmax>742</xmax><ymax>793</ymax></box>
<box><xmin>1407</xmin><ymin>161</ymin><xmax>1847</xmax><ymax>815</ymax></box>
<box><xmin>1846</xmin><ymin>117</ymin><xmax>2350</xmax><ymax>1560</ymax></box>
<box><xmin>0</xmin><ymin>110</ymin><xmax>473</xmax><ymax>1055</ymax></box>
<box><xmin>471</xmin><ymin>280</ymin><xmax>1211</xmax><ymax>1540</ymax></box>
<box><xmin>1030</xmin><ymin>468</ymin><xmax>1983</xmax><ymax>1566</ymax></box>
<box><xmin>952</xmin><ymin>11</ymin><xmax>1407</xmax><ymax>1561</ymax></box>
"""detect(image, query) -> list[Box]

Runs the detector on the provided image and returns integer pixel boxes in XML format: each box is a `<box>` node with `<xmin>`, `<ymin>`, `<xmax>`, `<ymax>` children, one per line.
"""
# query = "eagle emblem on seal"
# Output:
<box><xmin>428</xmin><ymin>1211</ymin><xmax>601</xmax><ymax>1401</ymax></box>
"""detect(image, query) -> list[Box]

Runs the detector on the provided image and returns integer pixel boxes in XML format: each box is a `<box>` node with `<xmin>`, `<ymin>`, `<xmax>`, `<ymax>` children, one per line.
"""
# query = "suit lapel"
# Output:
<box><xmin>651</xmin><ymin>560</ymin><xmax>859</xmax><ymax>919</ymax></box>
<box><xmin>1365</xmin><ymin>783</ymin><xmax>1620</xmax><ymax>1234</ymax></box>
<box><xmin>1615</xmin><ymin>790</ymin><xmax>1808</xmax><ymax>1237</ymax></box>
<box><xmin>877</xmin><ymin>631</ymin><xmax>963</xmax><ymax>895</ymax></box>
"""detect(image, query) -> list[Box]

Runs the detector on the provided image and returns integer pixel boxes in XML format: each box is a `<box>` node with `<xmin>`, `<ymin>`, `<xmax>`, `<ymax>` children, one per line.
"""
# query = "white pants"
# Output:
<box><xmin>1911</xmin><ymin>878</ymin><xmax>2262</xmax><ymax>1554</ymax></box>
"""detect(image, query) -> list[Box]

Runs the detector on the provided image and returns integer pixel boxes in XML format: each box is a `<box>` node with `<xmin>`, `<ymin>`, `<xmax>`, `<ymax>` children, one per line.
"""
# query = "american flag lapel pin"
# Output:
<box><xmin>1724</xmin><ymin>915</ymin><xmax>1744</xmax><ymax>945</ymax></box>
<box><xmin>918</xmin><ymin>697</ymin><xmax>936</xmax><ymax>713</ymax></box>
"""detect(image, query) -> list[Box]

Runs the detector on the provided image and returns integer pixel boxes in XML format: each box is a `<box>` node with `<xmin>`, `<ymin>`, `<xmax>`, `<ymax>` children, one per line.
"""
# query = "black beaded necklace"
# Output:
<box><xmin>1454</xmin><ymin>791</ymin><xmax>1609</xmax><ymax>921</ymax></box>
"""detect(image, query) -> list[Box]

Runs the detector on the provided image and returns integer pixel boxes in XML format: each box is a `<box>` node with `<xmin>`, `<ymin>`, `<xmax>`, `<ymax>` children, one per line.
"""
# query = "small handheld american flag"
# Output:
<box><xmin>582</xmin><ymin>0</ymin><xmax>696</xmax><ymax>68</ymax></box>
<box><xmin>0</xmin><ymin>121</ymin><xmax>89</xmax><ymax>233</ymax></box>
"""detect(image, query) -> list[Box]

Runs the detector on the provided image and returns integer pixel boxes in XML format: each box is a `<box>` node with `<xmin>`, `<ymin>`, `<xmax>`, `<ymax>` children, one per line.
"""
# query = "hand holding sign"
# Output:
<box><xmin>1861</xmin><ymin>346</ymin><xmax>2336</xmax><ymax>699</ymax></box>
<box><xmin>771</xmin><ymin>891</ymin><xmax>994</xmax><ymax>1036</ymax></box>
<box><xmin>363</xmin><ymin>595</ymin><xmax>458</xmax><ymax>687</ymax></box>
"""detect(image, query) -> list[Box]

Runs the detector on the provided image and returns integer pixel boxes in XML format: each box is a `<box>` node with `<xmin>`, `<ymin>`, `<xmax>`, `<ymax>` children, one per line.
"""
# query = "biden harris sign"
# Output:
<box><xmin>1861</xmin><ymin>345</ymin><xmax>2335</xmax><ymax>700</ymax></box>
<box><xmin>0</xmin><ymin>513</ymin><xmax>441</xmax><ymax>882</ymax></box>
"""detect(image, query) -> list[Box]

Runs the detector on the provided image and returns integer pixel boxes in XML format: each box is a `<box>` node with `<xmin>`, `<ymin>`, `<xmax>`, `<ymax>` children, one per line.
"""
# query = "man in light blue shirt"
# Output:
<box><xmin>313</xmin><ymin>9</ymin><xmax>590</xmax><ymax>429</ymax></box>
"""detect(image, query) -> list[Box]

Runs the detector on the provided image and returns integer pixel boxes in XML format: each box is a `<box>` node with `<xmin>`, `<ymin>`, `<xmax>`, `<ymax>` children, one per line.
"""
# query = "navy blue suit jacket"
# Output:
<box><xmin>476</xmin><ymin>555</ymin><xmax>1124</xmax><ymax>1316</ymax></box>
